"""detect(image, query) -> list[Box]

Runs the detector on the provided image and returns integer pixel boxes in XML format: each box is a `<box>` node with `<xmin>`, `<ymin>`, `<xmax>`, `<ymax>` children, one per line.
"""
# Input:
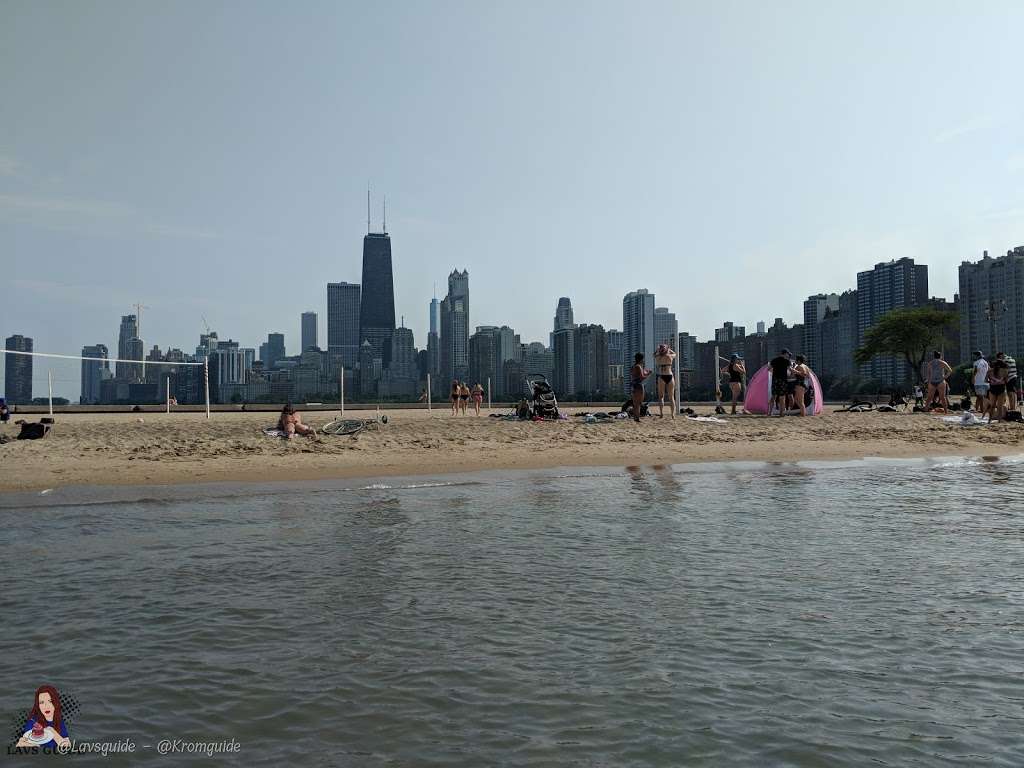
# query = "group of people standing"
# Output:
<box><xmin>629</xmin><ymin>343</ymin><xmax>679</xmax><ymax>422</ymax></box>
<box><xmin>450</xmin><ymin>380</ymin><xmax>485</xmax><ymax>415</ymax></box>
<box><xmin>971</xmin><ymin>350</ymin><xmax>1019</xmax><ymax>422</ymax></box>
<box><xmin>768</xmin><ymin>349</ymin><xmax>813</xmax><ymax>417</ymax></box>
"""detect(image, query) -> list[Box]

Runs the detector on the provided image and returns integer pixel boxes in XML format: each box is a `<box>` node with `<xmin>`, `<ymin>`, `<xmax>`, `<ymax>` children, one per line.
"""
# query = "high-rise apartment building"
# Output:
<box><xmin>606</xmin><ymin>329</ymin><xmax>623</xmax><ymax>369</ymax></box>
<box><xmin>574</xmin><ymin>324</ymin><xmax>608</xmax><ymax>397</ymax></box>
<box><xmin>429</xmin><ymin>297</ymin><xmax>440</xmax><ymax>336</ymax></box>
<box><xmin>262</xmin><ymin>333</ymin><xmax>286</xmax><ymax>369</ymax></box>
<box><xmin>802</xmin><ymin>293</ymin><xmax>840</xmax><ymax>370</ymax></box>
<box><xmin>387</xmin><ymin>326</ymin><xmax>418</xmax><ymax>397</ymax></box>
<box><xmin>80</xmin><ymin>344</ymin><xmax>110</xmax><ymax>404</ymax></box>
<box><xmin>4</xmin><ymin>334</ymin><xmax>33</xmax><ymax>404</ymax></box>
<box><xmin>818</xmin><ymin>290</ymin><xmax>859</xmax><ymax>381</ymax></box>
<box><xmin>358</xmin><ymin>229</ymin><xmax>396</xmax><ymax>367</ymax></box>
<box><xmin>327</xmin><ymin>282</ymin><xmax>361</xmax><ymax>369</ymax></box>
<box><xmin>469</xmin><ymin>327</ymin><xmax>499</xmax><ymax>392</ymax></box>
<box><xmin>622</xmin><ymin>289</ymin><xmax>655</xmax><ymax>395</ymax></box>
<box><xmin>856</xmin><ymin>258</ymin><xmax>929</xmax><ymax>385</ymax></box>
<box><xmin>959</xmin><ymin>247</ymin><xmax>1024</xmax><ymax>361</ymax></box>
<box><xmin>552</xmin><ymin>326</ymin><xmax>575</xmax><ymax>396</ymax></box>
<box><xmin>301</xmin><ymin>311</ymin><xmax>318</xmax><ymax>352</ymax></box>
<box><xmin>523</xmin><ymin>342</ymin><xmax>554</xmax><ymax>386</ymax></box>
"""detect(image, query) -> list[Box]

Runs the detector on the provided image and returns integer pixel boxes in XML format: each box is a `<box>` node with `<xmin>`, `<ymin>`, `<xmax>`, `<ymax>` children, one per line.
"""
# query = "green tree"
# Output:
<box><xmin>854</xmin><ymin>307</ymin><xmax>959</xmax><ymax>384</ymax></box>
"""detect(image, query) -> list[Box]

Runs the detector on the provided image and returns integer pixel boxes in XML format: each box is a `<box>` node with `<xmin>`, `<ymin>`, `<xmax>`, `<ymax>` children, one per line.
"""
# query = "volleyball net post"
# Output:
<box><xmin>340</xmin><ymin>366</ymin><xmax>345</xmax><ymax>416</ymax></box>
<box><xmin>203</xmin><ymin>356</ymin><xmax>211</xmax><ymax>420</ymax></box>
<box><xmin>426</xmin><ymin>373</ymin><xmax>432</xmax><ymax>413</ymax></box>
<box><xmin>487</xmin><ymin>377</ymin><xmax>491</xmax><ymax>410</ymax></box>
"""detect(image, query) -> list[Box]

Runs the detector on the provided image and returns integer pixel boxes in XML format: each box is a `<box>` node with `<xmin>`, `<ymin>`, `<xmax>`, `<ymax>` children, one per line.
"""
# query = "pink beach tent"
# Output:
<box><xmin>742</xmin><ymin>363</ymin><xmax>824</xmax><ymax>415</ymax></box>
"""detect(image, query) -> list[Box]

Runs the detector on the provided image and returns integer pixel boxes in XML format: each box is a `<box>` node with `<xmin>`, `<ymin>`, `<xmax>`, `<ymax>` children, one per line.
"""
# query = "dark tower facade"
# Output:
<box><xmin>358</xmin><ymin>231</ymin><xmax>396</xmax><ymax>366</ymax></box>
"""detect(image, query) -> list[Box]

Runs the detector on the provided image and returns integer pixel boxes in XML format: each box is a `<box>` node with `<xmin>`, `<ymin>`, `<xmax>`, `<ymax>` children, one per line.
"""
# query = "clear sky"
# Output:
<box><xmin>2</xmin><ymin>1</ymin><xmax>1023</xmax><ymax>397</ymax></box>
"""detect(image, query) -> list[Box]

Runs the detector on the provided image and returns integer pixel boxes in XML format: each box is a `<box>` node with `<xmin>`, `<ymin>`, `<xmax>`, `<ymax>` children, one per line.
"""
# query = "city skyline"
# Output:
<box><xmin>3</xmin><ymin>3</ymin><xmax>1024</xmax><ymax>387</ymax></box>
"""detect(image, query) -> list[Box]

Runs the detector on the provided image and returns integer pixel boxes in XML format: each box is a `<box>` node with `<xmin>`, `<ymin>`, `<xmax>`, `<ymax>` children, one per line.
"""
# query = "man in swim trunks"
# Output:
<box><xmin>924</xmin><ymin>350</ymin><xmax>952</xmax><ymax>412</ymax></box>
<box><xmin>972</xmin><ymin>351</ymin><xmax>990</xmax><ymax>417</ymax></box>
<box><xmin>768</xmin><ymin>349</ymin><xmax>792</xmax><ymax>417</ymax></box>
<box><xmin>997</xmin><ymin>352</ymin><xmax>1019</xmax><ymax>412</ymax></box>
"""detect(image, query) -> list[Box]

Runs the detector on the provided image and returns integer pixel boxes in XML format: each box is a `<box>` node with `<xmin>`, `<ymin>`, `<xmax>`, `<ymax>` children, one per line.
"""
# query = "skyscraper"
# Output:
<box><xmin>553</xmin><ymin>297</ymin><xmax>574</xmax><ymax>331</ymax></box>
<box><xmin>327</xmin><ymin>282</ymin><xmax>361</xmax><ymax>369</ymax></box>
<box><xmin>387</xmin><ymin>326</ymin><xmax>418</xmax><ymax>397</ymax></box>
<box><xmin>301</xmin><ymin>311</ymin><xmax>318</xmax><ymax>352</ymax></box>
<box><xmin>262</xmin><ymin>333</ymin><xmax>285</xmax><ymax>369</ymax></box>
<box><xmin>959</xmin><ymin>247</ymin><xmax>1024</xmax><ymax>361</ymax></box>
<box><xmin>819</xmin><ymin>290</ymin><xmax>859</xmax><ymax>381</ymax></box>
<box><xmin>802</xmin><ymin>293</ymin><xmax>840</xmax><ymax>370</ymax></box>
<box><xmin>441</xmin><ymin>269</ymin><xmax>470</xmax><ymax>382</ymax></box>
<box><xmin>856</xmin><ymin>258</ymin><xmax>929</xmax><ymax>385</ymax></box>
<box><xmin>4</xmin><ymin>334</ymin><xmax>33</xmax><ymax>404</ymax></box>
<box><xmin>80</xmin><ymin>344</ymin><xmax>110</xmax><ymax>404</ymax></box>
<box><xmin>653</xmin><ymin>307</ymin><xmax>678</xmax><ymax>350</ymax></box>
<box><xmin>358</xmin><ymin>227</ymin><xmax>396</xmax><ymax>367</ymax></box>
<box><xmin>469</xmin><ymin>327</ymin><xmax>499</xmax><ymax>392</ymax></box>
<box><xmin>116</xmin><ymin>314</ymin><xmax>139</xmax><ymax>379</ymax></box>
<box><xmin>552</xmin><ymin>326</ymin><xmax>575</xmax><ymax>396</ymax></box>
<box><xmin>574</xmin><ymin>324</ymin><xmax>609</xmax><ymax>397</ymax></box>
<box><xmin>429</xmin><ymin>296</ymin><xmax>439</xmax><ymax>336</ymax></box>
<box><xmin>622</xmin><ymin>289</ymin><xmax>655</xmax><ymax>395</ymax></box>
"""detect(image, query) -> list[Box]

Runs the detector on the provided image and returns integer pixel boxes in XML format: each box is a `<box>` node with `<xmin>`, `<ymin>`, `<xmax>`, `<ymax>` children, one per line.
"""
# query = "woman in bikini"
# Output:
<box><xmin>924</xmin><ymin>350</ymin><xmax>952</xmax><ymax>412</ymax></box>
<box><xmin>790</xmin><ymin>355</ymin><xmax>811</xmax><ymax>417</ymax></box>
<box><xmin>630</xmin><ymin>352</ymin><xmax>651</xmax><ymax>423</ymax></box>
<box><xmin>720</xmin><ymin>354</ymin><xmax>746</xmax><ymax>414</ymax></box>
<box><xmin>278</xmin><ymin>403</ymin><xmax>315</xmax><ymax>438</ymax></box>
<box><xmin>653</xmin><ymin>343</ymin><xmax>676</xmax><ymax>419</ymax></box>
<box><xmin>450</xmin><ymin>380</ymin><xmax>460</xmax><ymax>415</ymax></box>
<box><xmin>471</xmin><ymin>382</ymin><xmax>485</xmax><ymax>415</ymax></box>
<box><xmin>459</xmin><ymin>381</ymin><xmax>471</xmax><ymax>415</ymax></box>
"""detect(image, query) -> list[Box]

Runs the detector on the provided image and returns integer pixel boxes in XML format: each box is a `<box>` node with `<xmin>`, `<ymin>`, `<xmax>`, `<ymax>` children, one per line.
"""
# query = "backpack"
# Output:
<box><xmin>17</xmin><ymin>422</ymin><xmax>49</xmax><ymax>440</ymax></box>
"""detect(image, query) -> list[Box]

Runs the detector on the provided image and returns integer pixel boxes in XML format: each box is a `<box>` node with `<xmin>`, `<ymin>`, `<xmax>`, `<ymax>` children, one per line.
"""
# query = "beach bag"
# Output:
<box><xmin>1005</xmin><ymin>410</ymin><xmax>1023</xmax><ymax>423</ymax></box>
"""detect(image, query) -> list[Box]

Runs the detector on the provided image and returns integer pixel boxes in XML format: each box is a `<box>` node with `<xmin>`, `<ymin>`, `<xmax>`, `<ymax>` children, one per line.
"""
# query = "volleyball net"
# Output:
<box><xmin>1</xmin><ymin>349</ymin><xmax>211</xmax><ymax>417</ymax></box>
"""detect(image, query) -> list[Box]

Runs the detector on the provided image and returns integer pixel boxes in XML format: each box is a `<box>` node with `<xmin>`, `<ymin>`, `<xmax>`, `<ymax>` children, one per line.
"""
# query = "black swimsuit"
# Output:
<box><xmin>728</xmin><ymin>365</ymin><xmax>742</xmax><ymax>383</ymax></box>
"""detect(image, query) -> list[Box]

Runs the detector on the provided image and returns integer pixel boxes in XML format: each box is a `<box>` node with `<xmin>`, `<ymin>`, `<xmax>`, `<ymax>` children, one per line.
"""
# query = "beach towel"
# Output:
<box><xmin>940</xmin><ymin>413</ymin><xmax>983</xmax><ymax>427</ymax></box>
<box><xmin>263</xmin><ymin>428</ymin><xmax>288</xmax><ymax>437</ymax></box>
<box><xmin>687</xmin><ymin>416</ymin><xmax>726</xmax><ymax>424</ymax></box>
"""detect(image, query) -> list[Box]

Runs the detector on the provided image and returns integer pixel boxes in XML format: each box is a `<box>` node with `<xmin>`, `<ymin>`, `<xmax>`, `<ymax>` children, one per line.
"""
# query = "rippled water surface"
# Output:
<box><xmin>3</xmin><ymin>457</ymin><xmax>1024</xmax><ymax>766</ymax></box>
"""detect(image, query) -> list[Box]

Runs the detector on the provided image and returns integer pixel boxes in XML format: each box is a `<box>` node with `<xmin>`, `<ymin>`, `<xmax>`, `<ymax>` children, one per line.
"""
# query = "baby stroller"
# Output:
<box><xmin>526</xmin><ymin>375</ymin><xmax>560</xmax><ymax>419</ymax></box>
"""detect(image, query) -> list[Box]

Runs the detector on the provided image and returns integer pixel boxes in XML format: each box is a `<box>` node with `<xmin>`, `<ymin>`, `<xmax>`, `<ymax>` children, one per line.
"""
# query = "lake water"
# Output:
<box><xmin>2</xmin><ymin>457</ymin><xmax>1023</xmax><ymax>766</ymax></box>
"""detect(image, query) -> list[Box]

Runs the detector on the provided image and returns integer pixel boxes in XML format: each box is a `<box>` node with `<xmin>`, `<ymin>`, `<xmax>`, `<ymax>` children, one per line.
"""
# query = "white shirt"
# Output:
<box><xmin>974</xmin><ymin>358</ymin><xmax>989</xmax><ymax>385</ymax></box>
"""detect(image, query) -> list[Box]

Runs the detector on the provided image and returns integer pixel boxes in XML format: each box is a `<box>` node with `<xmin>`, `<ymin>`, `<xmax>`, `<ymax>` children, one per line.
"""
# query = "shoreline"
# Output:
<box><xmin>3</xmin><ymin>409</ymin><xmax>1022</xmax><ymax>494</ymax></box>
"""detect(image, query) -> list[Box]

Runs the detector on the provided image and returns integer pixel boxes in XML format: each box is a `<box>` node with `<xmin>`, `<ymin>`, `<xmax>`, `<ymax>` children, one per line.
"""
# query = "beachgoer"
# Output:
<box><xmin>653</xmin><ymin>343</ymin><xmax>677</xmax><ymax>419</ymax></box>
<box><xmin>721</xmin><ymin>354</ymin><xmax>746</xmax><ymax>414</ymax></box>
<box><xmin>924</xmin><ymin>350</ymin><xmax>952</xmax><ymax>412</ymax></box>
<box><xmin>450</xmin><ymin>380</ymin><xmax>460</xmax><ymax>415</ymax></box>
<box><xmin>987</xmin><ymin>355</ymin><xmax>1009</xmax><ymax>422</ymax></box>
<box><xmin>0</xmin><ymin>398</ymin><xmax>9</xmax><ymax>423</ymax></box>
<box><xmin>972</xmin><ymin>351</ymin><xmax>990</xmax><ymax>416</ymax></box>
<box><xmin>459</xmin><ymin>382</ymin><xmax>470</xmax><ymax>415</ymax></box>
<box><xmin>791</xmin><ymin>355</ymin><xmax>811</xmax><ymax>416</ymax></box>
<box><xmin>998</xmin><ymin>352</ymin><xmax>1019</xmax><ymax>412</ymax></box>
<box><xmin>417</xmin><ymin>389</ymin><xmax>427</xmax><ymax>403</ymax></box>
<box><xmin>913</xmin><ymin>384</ymin><xmax>924</xmax><ymax>409</ymax></box>
<box><xmin>768</xmin><ymin>349</ymin><xmax>792</xmax><ymax>416</ymax></box>
<box><xmin>630</xmin><ymin>352</ymin><xmax>650</xmax><ymax>423</ymax></box>
<box><xmin>278</xmin><ymin>403</ymin><xmax>315</xmax><ymax>438</ymax></box>
<box><xmin>471</xmin><ymin>382</ymin><xmax>484</xmax><ymax>415</ymax></box>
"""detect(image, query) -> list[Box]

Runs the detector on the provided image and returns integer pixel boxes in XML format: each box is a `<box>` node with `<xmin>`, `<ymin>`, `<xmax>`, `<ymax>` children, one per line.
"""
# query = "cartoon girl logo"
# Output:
<box><xmin>15</xmin><ymin>685</ymin><xmax>70</xmax><ymax>751</ymax></box>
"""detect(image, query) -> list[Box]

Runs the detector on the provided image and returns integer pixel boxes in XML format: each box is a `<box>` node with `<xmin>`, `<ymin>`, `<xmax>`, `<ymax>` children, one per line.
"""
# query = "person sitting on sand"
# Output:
<box><xmin>630</xmin><ymin>352</ymin><xmax>651</xmax><ymax>424</ymax></box>
<box><xmin>768</xmin><ymin>349</ymin><xmax>792</xmax><ymax>417</ymax></box>
<box><xmin>0</xmin><ymin>398</ymin><xmax>9</xmax><ymax>423</ymax></box>
<box><xmin>653</xmin><ymin>343</ymin><xmax>676</xmax><ymax>419</ymax></box>
<box><xmin>721</xmin><ymin>354</ymin><xmax>746</xmax><ymax>415</ymax></box>
<box><xmin>278</xmin><ymin>403</ymin><xmax>315</xmax><ymax>438</ymax></box>
<box><xmin>450</xmin><ymin>380</ymin><xmax>460</xmax><ymax>415</ymax></box>
<box><xmin>459</xmin><ymin>382</ymin><xmax>471</xmax><ymax>415</ymax></box>
<box><xmin>471</xmin><ymin>383</ymin><xmax>484</xmax><ymax>415</ymax></box>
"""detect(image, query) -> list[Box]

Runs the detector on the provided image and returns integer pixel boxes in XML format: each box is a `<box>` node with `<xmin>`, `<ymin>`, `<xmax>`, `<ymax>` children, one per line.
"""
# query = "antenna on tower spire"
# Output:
<box><xmin>383</xmin><ymin>195</ymin><xmax>387</xmax><ymax>233</ymax></box>
<box><xmin>366</xmin><ymin>185</ymin><xmax>370</xmax><ymax>234</ymax></box>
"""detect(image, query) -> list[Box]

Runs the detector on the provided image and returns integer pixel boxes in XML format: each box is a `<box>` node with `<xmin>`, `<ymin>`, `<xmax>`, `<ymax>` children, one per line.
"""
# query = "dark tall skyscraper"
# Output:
<box><xmin>328</xmin><ymin>282</ymin><xmax>361</xmax><ymax>368</ymax></box>
<box><xmin>301</xmin><ymin>311</ymin><xmax>318</xmax><ymax>352</ymax></box>
<box><xmin>5</xmin><ymin>334</ymin><xmax>33</xmax><ymax>404</ymax></box>
<box><xmin>358</xmin><ymin>229</ymin><xmax>396</xmax><ymax>366</ymax></box>
<box><xmin>80</xmin><ymin>344</ymin><xmax>110</xmax><ymax>404</ymax></box>
<box><xmin>116</xmin><ymin>314</ymin><xmax>139</xmax><ymax>379</ymax></box>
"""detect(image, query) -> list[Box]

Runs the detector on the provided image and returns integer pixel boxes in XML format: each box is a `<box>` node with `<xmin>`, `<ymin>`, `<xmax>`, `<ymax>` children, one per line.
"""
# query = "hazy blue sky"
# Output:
<box><xmin>2</xmin><ymin>1</ymin><xmax>1023</xmax><ymax>397</ymax></box>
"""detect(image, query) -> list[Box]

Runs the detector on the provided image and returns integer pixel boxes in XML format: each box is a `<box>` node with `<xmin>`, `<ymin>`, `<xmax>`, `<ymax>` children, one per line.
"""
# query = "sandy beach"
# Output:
<box><xmin>1</xmin><ymin>406</ymin><xmax>1021</xmax><ymax>493</ymax></box>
